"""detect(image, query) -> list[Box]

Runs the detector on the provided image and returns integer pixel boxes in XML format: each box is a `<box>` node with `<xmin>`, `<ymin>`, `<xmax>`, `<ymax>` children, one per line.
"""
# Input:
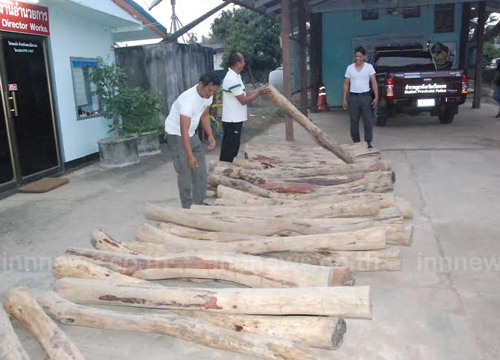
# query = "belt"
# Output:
<box><xmin>349</xmin><ymin>91</ymin><xmax>371</xmax><ymax>96</ymax></box>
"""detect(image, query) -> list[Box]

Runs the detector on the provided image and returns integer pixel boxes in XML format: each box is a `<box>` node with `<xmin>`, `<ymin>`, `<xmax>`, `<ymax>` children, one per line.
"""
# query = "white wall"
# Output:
<box><xmin>47</xmin><ymin>4</ymin><xmax>124</xmax><ymax>162</ymax></box>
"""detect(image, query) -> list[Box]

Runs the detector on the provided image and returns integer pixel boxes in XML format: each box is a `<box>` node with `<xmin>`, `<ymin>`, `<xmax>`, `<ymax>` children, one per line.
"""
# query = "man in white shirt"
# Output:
<box><xmin>342</xmin><ymin>46</ymin><xmax>379</xmax><ymax>148</ymax></box>
<box><xmin>165</xmin><ymin>72</ymin><xmax>221</xmax><ymax>208</ymax></box>
<box><xmin>220</xmin><ymin>51</ymin><xmax>269</xmax><ymax>162</ymax></box>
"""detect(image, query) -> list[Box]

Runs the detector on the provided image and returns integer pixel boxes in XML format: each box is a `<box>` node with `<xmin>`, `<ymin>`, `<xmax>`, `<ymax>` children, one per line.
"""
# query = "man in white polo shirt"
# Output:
<box><xmin>342</xmin><ymin>46</ymin><xmax>379</xmax><ymax>148</ymax></box>
<box><xmin>165</xmin><ymin>72</ymin><xmax>221</xmax><ymax>208</ymax></box>
<box><xmin>220</xmin><ymin>51</ymin><xmax>269</xmax><ymax>162</ymax></box>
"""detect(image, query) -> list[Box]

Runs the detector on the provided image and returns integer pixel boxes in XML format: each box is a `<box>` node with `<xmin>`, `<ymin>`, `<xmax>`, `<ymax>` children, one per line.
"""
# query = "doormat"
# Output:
<box><xmin>19</xmin><ymin>177</ymin><xmax>69</xmax><ymax>194</ymax></box>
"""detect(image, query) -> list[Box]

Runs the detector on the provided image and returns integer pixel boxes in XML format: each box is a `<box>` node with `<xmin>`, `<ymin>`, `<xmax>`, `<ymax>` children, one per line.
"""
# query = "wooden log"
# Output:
<box><xmin>93</xmin><ymin>227</ymin><xmax>386</xmax><ymax>256</ymax></box>
<box><xmin>204</xmin><ymin>213</ymin><xmax>411</xmax><ymax>246</ymax></box>
<box><xmin>65</xmin><ymin>248</ymin><xmax>355</xmax><ymax>287</ymax></box>
<box><xmin>213</xmin><ymin>159</ymin><xmax>392</xmax><ymax>178</ymax></box>
<box><xmin>54</xmin><ymin>278</ymin><xmax>372</xmax><ymax>318</ymax></box>
<box><xmin>0</xmin><ymin>306</ymin><xmax>30</xmax><ymax>360</ymax></box>
<box><xmin>147</xmin><ymin>223</ymin><xmax>260</xmax><ymax>242</ymax></box>
<box><xmin>143</xmin><ymin>203</ymin><xmax>325</xmax><ymax>236</ymax></box>
<box><xmin>210</xmin><ymin>173</ymin><xmax>393</xmax><ymax>196</ymax></box>
<box><xmin>267</xmin><ymin>84</ymin><xmax>354</xmax><ymax>163</ymax></box>
<box><xmin>266</xmin><ymin>247</ymin><xmax>402</xmax><ymax>271</ymax></box>
<box><xmin>190</xmin><ymin>199</ymin><xmax>380</xmax><ymax>218</ymax></box>
<box><xmin>91</xmin><ymin>230</ymin><xmax>139</xmax><ymax>255</ymax></box>
<box><xmin>38</xmin><ymin>291</ymin><xmax>332</xmax><ymax>360</ymax></box>
<box><xmin>172</xmin><ymin>310</ymin><xmax>346</xmax><ymax>350</ymax></box>
<box><xmin>3</xmin><ymin>287</ymin><xmax>85</xmax><ymax>360</ymax></box>
<box><xmin>208</xmin><ymin>174</ymin><xmax>271</xmax><ymax>198</ymax></box>
<box><xmin>233</xmin><ymin>157</ymin><xmax>275</xmax><ymax>169</ymax></box>
<box><xmin>395</xmin><ymin>196</ymin><xmax>414</xmax><ymax>219</ymax></box>
<box><xmin>53</xmin><ymin>255</ymin><xmax>149</xmax><ymax>284</ymax></box>
<box><xmin>215</xmin><ymin>185</ymin><xmax>396</xmax><ymax>208</ymax></box>
<box><xmin>49</xmin><ymin>263</ymin><xmax>348</xmax><ymax>350</ymax></box>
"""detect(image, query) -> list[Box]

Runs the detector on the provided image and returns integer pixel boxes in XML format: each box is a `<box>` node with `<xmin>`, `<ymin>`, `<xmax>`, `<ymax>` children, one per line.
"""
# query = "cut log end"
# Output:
<box><xmin>329</xmin><ymin>267</ymin><xmax>356</xmax><ymax>286</ymax></box>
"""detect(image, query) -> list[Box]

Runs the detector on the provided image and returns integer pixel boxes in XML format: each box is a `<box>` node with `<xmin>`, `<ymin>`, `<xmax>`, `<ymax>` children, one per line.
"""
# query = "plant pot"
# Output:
<box><xmin>97</xmin><ymin>135</ymin><xmax>140</xmax><ymax>168</ymax></box>
<box><xmin>138</xmin><ymin>130</ymin><xmax>161</xmax><ymax>155</ymax></box>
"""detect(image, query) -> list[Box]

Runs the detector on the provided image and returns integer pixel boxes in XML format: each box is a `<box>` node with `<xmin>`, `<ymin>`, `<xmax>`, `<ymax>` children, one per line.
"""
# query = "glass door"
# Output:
<box><xmin>0</xmin><ymin>32</ymin><xmax>60</xmax><ymax>187</ymax></box>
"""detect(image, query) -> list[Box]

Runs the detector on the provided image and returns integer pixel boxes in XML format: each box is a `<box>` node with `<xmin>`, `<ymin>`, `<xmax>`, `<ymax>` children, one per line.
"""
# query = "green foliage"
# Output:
<box><xmin>86</xmin><ymin>57</ymin><xmax>128</xmax><ymax>138</ymax></box>
<box><xmin>120</xmin><ymin>87</ymin><xmax>163</xmax><ymax>135</ymax></box>
<box><xmin>275</xmin><ymin>108</ymin><xmax>286</xmax><ymax>118</ymax></box>
<box><xmin>483</xmin><ymin>42</ymin><xmax>500</xmax><ymax>67</ymax></box>
<box><xmin>211</xmin><ymin>8</ymin><xmax>281</xmax><ymax>74</ymax></box>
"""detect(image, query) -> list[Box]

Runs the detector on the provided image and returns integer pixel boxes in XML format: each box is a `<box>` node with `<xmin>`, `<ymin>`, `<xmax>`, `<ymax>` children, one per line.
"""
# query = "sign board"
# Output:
<box><xmin>8</xmin><ymin>84</ymin><xmax>17</xmax><ymax>91</ymax></box>
<box><xmin>0</xmin><ymin>2</ymin><xmax>50</xmax><ymax>36</ymax></box>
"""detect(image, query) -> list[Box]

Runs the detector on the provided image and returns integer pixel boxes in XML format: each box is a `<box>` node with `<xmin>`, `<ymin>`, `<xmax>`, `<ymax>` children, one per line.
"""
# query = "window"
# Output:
<box><xmin>434</xmin><ymin>4</ymin><xmax>455</xmax><ymax>33</ymax></box>
<box><xmin>70</xmin><ymin>58</ymin><xmax>101</xmax><ymax>119</ymax></box>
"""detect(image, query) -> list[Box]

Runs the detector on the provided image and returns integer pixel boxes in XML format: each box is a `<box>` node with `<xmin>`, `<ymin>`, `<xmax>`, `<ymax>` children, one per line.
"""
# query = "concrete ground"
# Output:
<box><xmin>1</xmin><ymin>99</ymin><xmax>500</xmax><ymax>359</ymax></box>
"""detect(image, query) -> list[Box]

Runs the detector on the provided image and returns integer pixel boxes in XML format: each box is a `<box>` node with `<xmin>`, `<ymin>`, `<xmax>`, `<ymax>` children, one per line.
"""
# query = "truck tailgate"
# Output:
<box><xmin>391</xmin><ymin>70</ymin><xmax>463</xmax><ymax>98</ymax></box>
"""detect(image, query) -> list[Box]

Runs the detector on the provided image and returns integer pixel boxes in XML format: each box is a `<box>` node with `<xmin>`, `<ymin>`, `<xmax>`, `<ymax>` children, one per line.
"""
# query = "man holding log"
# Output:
<box><xmin>220</xmin><ymin>51</ymin><xmax>269</xmax><ymax>163</ymax></box>
<box><xmin>165</xmin><ymin>72</ymin><xmax>221</xmax><ymax>208</ymax></box>
<box><xmin>342</xmin><ymin>46</ymin><xmax>379</xmax><ymax>149</ymax></box>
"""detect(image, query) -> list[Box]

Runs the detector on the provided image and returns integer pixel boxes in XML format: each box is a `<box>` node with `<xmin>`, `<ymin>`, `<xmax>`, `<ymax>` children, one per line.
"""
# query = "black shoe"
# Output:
<box><xmin>496</xmin><ymin>113</ymin><xmax>500</xmax><ymax>118</ymax></box>
<box><xmin>367</xmin><ymin>142</ymin><xmax>373</xmax><ymax>149</ymax></box>
<box><xmin>201</xmin><ymin>201</ymin><xmax>210</xmax><ymax>206</ymax></box>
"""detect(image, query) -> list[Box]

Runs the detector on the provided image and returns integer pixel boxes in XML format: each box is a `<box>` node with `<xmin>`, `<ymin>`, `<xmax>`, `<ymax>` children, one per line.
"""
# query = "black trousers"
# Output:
<box><xmin>219</xmin><ymin>122</ymin><xmax>243</xmax><ymax>163</ymax></box>
<box><xmin>348</xmin><ymin>92</ymin><xmax>373</xmax><ymax>143</ymax></box>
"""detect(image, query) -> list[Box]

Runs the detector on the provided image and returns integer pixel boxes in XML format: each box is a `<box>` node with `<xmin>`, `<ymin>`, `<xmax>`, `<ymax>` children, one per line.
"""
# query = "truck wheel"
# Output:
<box><xmin>438</xmin><ymin>110</ymin><xmax>455</xmax><ymax>124</ymax></box>
<box><xmin>374</xmin><ymin>106</ymin><xmax>387</xmax><ymax>127</ymax></box>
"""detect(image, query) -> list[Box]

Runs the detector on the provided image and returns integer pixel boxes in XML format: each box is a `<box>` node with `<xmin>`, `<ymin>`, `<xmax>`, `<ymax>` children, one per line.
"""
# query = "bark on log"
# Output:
<box><xmin>190</xmin><ymin>199</ymin><xmax>380</xmax><ymax>218</ymax></box>
<box><xmin>65</xmin><ymin>248</ymin><xmax>355</xmax><ymax>287</ymax></box>
<box><xmin>267</xmin><ymin>85</ymin><xmax>354</xmax><ymax>163</ymax></box>
<box><xmin>208</xmin><ymin>174</ymin><xmax>271</xmax><ymax>198</ymax></box>
<box><xmin>38</xmin><ymin>291</ymin><xmax>333</xmax><ymax>360</ymax></box>
<box><xmin>265</xmin><ymin>247</ymin><xmax>402</xmax><ymax>271</ymax></box>
<box><xmin>172</xmin><ymin>310</ymin><xmax>346</xmax><ymax>350</ymax></box>
<box><xmin>93</xmin><ymin>227</ymin><xmax>387</xmax><ymax>256</ymax></box>
<box><xmin>143</xmin><ymin>203</ymin><xmax>327</xmax><ymax>236</ymax></box>
<box><xmin>54</xmin><ymin>278</ymin><xmax>372</xmax><ymax>318</ymax></box>
<box><xmin>3</xmin><ymin>287</ymin><xmax>85</xmax><ymax>360</ymax></box>
<box><xmin>0</xmin><ymin>306</ymin><xmax>30</xmax><ymax>360</ymax></box>
<box><xmin>233</xmin><ymin>157</ymin><xmax>275</xmax><ymax>169</ymax></box>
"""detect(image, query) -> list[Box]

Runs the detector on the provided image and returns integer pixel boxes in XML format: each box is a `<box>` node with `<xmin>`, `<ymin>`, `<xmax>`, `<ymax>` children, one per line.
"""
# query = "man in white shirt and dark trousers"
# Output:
<box><xmin>220</xmin><ymin>51</ymin><xmax>269</xmax><ymax>162</ymax></box>
<box><xmin>165</xmin><ymin>72</ymin><xmax>221</xmax><ymax>209</ymax></box>
<box><xmin>343</xmin><ymin>46</ymin><xmax>379</xmax><ymax>148</ymax></box>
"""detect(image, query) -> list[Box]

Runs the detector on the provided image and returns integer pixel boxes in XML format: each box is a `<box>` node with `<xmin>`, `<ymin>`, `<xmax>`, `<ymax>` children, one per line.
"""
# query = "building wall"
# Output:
<box><xmin>47</xmin><ymin>5</ymin><xmax>116</xmax><ymax>162</ymax></box>
<box><xmin>115</xmin><ymin>42</ymin><xmax>214</xmax><ymax>116</ymax></box>
<box><xmin>322</xmin><ymin>5</ymin><xmax>463</xmax><ymax>106</ymax></box>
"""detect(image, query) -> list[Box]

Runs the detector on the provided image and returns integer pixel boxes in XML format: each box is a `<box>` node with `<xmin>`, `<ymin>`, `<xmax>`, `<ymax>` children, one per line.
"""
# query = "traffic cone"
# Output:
<box><xmin>317</xmin><ymin>84</ymin><xmax>330</xmax><ymax>112</ymax></box>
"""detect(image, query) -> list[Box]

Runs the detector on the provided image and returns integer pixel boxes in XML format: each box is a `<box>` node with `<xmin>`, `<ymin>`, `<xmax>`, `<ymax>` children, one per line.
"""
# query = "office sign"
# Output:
<box><xmin>0</xmin><ymin>2</ymin><xmax>50</xmax><ymax>36</ymax></box>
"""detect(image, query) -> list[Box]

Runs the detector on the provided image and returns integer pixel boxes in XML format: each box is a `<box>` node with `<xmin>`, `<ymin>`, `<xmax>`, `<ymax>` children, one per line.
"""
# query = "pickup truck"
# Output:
<box><xmin>373</xmin><ymin>46</ymin><xmax>468</xmax><ymax>126</ymax></box>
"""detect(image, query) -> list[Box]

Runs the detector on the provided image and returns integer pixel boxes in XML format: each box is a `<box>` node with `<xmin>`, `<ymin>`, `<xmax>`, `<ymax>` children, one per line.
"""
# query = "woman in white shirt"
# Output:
<box><xmin>342</xmin><ymin>46</ymin><xmax>379</xmax><ymax>148</ymax></box>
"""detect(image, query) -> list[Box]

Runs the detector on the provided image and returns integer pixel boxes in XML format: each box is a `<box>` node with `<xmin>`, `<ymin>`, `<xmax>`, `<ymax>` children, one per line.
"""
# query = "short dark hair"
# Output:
<box><xmin>354</xmin><ymin>46</ymin><xmax>366</xmax><ymax>56</ymax></box>
<box><xmin>228</xmin><ymin>51</ymin><xmax>243</xmax><ymax>67</ymax></box>
<box><xmin>199</xmin><ymin>72</ymin><xmax>221</xmax><ymax>86</ymax></box>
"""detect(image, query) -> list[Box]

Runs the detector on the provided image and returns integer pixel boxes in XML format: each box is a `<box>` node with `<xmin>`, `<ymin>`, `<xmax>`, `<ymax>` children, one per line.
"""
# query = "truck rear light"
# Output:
<box><xmin>461</xmin><ymin>73</ymin><xmax>468</xmax><ymax>94</ymax></box>
<box><xmin>385</xmin><ymin>77</ymin><xmax>394</xmax><ymax>97</ymax></box>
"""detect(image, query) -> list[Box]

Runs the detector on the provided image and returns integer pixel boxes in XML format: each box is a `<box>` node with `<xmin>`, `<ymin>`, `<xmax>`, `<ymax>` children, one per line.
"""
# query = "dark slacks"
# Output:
<box><xmin>348</xmin><ymin>92</ymin><xmax>373</xmax><ymax>143</ymax></box>
<box><xmin>219</xmin><ymin>121</ymin><xmax>243</xmax><ymax>163</ymax></box>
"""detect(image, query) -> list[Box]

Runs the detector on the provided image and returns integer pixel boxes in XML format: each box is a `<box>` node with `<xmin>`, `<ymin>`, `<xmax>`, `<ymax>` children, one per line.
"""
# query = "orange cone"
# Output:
<box><xmin>317</xmin><ymin>84</ymin><xmax>329</xmax><ymax>111</ymax></box>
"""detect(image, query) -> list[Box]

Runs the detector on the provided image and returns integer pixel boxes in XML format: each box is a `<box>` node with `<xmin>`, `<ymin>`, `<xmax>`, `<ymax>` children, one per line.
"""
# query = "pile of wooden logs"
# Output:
<box><xmin>1</xmin><ymin>85</ymin><xmax>413</xmax><ymax>359</ymax></box>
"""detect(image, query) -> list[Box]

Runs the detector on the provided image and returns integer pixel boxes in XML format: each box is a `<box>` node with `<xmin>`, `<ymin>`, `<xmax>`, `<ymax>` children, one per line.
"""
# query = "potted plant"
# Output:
<box><xmin>120</xmin><ymin>86</ymin><xmax>163</xmax><ymax>155</ymax></box>
<box><xmin>87</xmin><ymin>57</ymin><xmax>140</xmax><ymax>168</ymax></box>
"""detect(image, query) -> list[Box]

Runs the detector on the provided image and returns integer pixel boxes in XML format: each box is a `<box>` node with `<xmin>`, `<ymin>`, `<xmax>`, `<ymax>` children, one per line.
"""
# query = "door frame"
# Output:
<box><xmin>0</xmin><ymin>31</ymin><xmax>62</xmax><ymax>193</ymax></box>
